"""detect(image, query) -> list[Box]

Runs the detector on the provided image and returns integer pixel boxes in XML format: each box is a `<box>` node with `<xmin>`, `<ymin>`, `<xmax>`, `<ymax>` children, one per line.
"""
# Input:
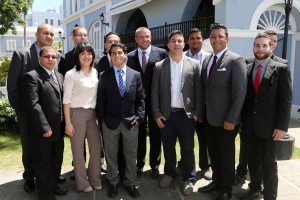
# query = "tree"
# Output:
<box><xmin>0</xmin><ymin>0</ymin><xmax>30</xmax><ymax>35</ymax></box>
<box><xmin>22</xmin><ymin>0</ymin><xmax>34</xmax><ymax>46</ymax></box>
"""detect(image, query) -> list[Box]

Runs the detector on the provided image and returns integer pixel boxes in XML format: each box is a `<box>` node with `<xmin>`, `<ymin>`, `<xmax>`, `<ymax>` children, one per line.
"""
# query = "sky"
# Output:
<box><xmin>30</xmin><ymin>0</ymin><xmax>62</xmax><ymax>12</ymax></box>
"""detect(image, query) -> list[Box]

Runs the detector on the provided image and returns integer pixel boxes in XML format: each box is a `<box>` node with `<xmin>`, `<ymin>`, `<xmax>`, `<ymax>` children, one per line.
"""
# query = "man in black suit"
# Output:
<box><xmin>96</xmin><ymin>43</ymin><xmax>145</xmax><ymax>199</ymax></box>
<box><xmin>127</xmin><ymin>27</ymin><xmax>168</xmax><ymax>178</ymax></box>
<box><xmin>7</xmin><ymin>24</ymin><xmax>65</xmax><ymax>193</ymax></box>
<box><xmin>234</xmin><ymin>29</ymin><xmax>289</xmax><ymax>185</ymax></box>
<box><xmin>21</xmin><ymin>46</ymin><xmax>68</xmax><ymax>200</ymax></box>
<box><xmin>242</xmin><ymin>33</ymin><xmax>292</xmax><ymax>200</ymax></box>
<box><xmin>198</xmin><ymin>23</ymin><xmax>247</xmax><ymax>200</ymax></box>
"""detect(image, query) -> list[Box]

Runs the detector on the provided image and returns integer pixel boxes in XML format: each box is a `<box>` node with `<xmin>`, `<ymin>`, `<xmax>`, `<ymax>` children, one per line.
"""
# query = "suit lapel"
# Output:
<box><xmin>37</xmin><ymin>66</ymin><xmax>60</xmax><ymax>93</ymax></box>
<box><xmin>109</xmin><ymin>68</ymin><xmax>121</xmax><ymax>96</ymax></box>
<box><xmin>181</xmin><ymin>56</ymin><xmax>189</xmax><ymax>88</ymax></box>
<box><xmin>163</xmin><ymin>58</ymin><xmax>171</xmax><ymax>91</ymax></box>
<box><xmin>30</xmin><ymin>44</ymin><xmax>39</xmax><ymax>67</ymax></box>
<box><xmin>202</xmin><ymin>54</ymin><xmax>211</xmax><ymax>84</ymax></box>
<box><xmin>125</xmin><ymin>68</ymin><xmax>134</xmax><ymax>96</ymax></box>
<box><xmin>256</xmin><ymin>59</ymin><xmax>276</xmax><ymax>98</ymax></box>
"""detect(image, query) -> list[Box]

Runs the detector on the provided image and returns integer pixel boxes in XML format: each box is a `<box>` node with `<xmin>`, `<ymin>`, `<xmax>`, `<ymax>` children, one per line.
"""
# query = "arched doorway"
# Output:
<box><xmin>125</xmin><ymin>9</ymin><xmax>148</xmax><ymax>33</ymax></box>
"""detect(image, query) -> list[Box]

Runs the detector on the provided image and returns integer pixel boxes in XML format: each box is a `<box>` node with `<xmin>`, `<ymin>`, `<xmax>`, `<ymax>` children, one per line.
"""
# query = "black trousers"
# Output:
<box><xmin>195</xmin><ymin>122</ymin><xmax>210</xmax><ymax>170</ymax></box>
<box><xmin>246</xmin><ymin>134</ymin><xmax>278</xmax><ymax>200</ymax></box>
<box><xmin>32</xmin><ymin>136</ymin><xmax>64</xmax><ymax>200</ymax></box>
<box><xmin>205</xmin><ymin>122</ymin><xmax>239</xmax><ymax>193</ymax></box>
<box><xmin>137</xmin><ymin>100</ymin><xmax>161</xmax><ymax>170</ymax></box>
<box><xmin>16</xmin><ymin>109</ymin><xmax>35</xmax><ymax>180</ymax></box>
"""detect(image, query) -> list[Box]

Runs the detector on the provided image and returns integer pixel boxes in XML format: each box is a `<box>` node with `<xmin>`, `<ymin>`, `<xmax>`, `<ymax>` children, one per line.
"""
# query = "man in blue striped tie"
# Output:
<box><xmin>96</xmin><ymin>43</ymin><xmax>145</xmax><ymax>199</ymax></box>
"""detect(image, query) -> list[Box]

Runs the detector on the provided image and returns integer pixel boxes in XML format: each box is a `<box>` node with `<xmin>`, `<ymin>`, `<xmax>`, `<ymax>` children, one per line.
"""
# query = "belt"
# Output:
<box><xmin>171</xmin><ymin>107</ymin><xmax>184</xmax><ymax>112</ymax></box>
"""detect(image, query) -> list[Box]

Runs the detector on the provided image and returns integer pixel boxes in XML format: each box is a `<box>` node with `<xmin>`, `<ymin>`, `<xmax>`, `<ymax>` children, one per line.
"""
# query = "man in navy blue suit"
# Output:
<box><xmin>96</xmin><ymin>43</ymin><xmax>145</xmax><ymax>199</ymax></box>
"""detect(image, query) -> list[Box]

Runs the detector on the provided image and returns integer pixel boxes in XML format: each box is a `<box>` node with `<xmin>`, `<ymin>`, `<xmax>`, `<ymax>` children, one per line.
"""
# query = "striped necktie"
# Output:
<box><xmin>117</xmin><ymin>69</ymin><xmax>125</xmax><ymax>96</ymax></box>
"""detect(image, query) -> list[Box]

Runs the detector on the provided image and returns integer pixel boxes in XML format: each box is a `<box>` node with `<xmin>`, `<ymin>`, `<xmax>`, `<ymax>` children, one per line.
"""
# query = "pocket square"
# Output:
<box><xmin>217</xmin><ymin>68</ymin><xmax>226</xmax><ymax>71</ymax></box>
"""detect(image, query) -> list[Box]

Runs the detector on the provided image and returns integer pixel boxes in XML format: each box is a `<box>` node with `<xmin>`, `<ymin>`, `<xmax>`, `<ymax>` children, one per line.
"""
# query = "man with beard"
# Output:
<box><xmin>241</xmin><ymin>33</ymin><xmax>292</xmax><ymax>200</ymax></box>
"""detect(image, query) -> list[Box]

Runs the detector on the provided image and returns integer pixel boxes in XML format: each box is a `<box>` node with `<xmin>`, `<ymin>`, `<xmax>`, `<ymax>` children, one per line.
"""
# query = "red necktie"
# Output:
<box><xmin>208</xmin><ymin>55</ymin><xmax>217</xmax><ymax>78</ymax></box>
<box><xmin>253</xmin><ymin>64</ymin><xmax>261</xmax><ymax>95</ymax></box>
<box><xmin>142</xmin><ymin>51</ymin><xmax>147</xmax><ymax>74</ymax></box>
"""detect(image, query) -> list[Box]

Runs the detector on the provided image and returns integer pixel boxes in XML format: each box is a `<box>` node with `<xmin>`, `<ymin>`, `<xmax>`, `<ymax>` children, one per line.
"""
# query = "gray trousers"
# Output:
<box><xmin>70</xmin><ymin>108</ymin><xmax>102</xmax><ymax>191</ymax></box>
<box><xmin>102</xmin><ymin>121</ymin><xmax>138</xmax><ymax>186</ymax></box>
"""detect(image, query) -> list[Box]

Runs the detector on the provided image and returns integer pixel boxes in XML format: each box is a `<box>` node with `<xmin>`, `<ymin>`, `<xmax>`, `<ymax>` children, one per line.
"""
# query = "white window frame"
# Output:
<box><xmin>7</xmin><ymin>40</ymin><xmax>16</xmax><ymax>52</ymax></box>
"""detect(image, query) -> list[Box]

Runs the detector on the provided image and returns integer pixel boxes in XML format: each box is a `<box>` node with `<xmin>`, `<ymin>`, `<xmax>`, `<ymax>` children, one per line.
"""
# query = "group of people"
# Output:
<box><xmin>6</xmin><ymin>22</ymin><xmax>292</xmax><ymax>200</ymax></box>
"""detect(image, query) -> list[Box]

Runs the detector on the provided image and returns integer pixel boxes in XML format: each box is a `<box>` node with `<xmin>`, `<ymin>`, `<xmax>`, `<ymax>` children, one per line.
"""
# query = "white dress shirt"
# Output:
<box><xmin>170</xmin><ymin>56</ymin><xmax>184</xmax><ymax>108</ymax></box>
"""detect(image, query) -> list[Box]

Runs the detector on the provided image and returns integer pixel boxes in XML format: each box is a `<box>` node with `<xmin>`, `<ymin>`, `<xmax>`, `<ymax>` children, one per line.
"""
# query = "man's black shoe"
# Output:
<box><xmin>24</xmin><ymin>179</ymin><xmax>35</xmax><ymax>193</ymax></box>
<box><xmin>198</xmin><ymin>181</ymin><xmax>219</xmax><ymax>193</ymax></box>
<box><xmin>70</xmin><ymin>170</ymin><xmax>75</xmax><ymax>180</ymax></box>
<box><xmin>54</xmin><ymin>186</ymin><xmax>68</xmax><ymax>196</ymax></box>
<box><xmin>136</xmin><ymin>167</ymin><xmax>143</xmax><ymax>176</ymax></box>
<box><xmin>57</xmin><ymin>175</ymin><xmax>66</xmax><ymax>183</ymax></box>
<box><xmin>125</xmin><ymin>185</ymin><xmax>140</xmax><ymax>199</ymax></box>
<box><xmin>233</xmin><ymin>174</ymin><xmax>246</xmax><ymax>185</ymax></box>
<box><xmin>215</xmin><ymin>192</ymin><xmax>232</xmax><ymax>200</ymax></box>
<box><xmin>244</xmin><ymin>190</ymin><xmax>262</xmax><ymax>200</ymax></box>
<box><xmin>108</xmin><ymin>184</ymin><xmax>118</xmax><ymax>198</ymax></box>
<box><xmin>151</xmin><ymin>169</ymin><xmax>159</xmax><ymax>179</ymax></box>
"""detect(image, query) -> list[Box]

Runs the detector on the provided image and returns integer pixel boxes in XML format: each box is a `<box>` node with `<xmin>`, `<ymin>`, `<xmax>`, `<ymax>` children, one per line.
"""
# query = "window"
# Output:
<box><xmin>50</xmin><ymin>19</ymin><xmax>54</xmax><ymax>25</ymax></box>
<box><xmin>58</xmin><ymin>20</ymin><xmax>61</xmax><ymax>26</ymax></box>
<box><xmin>45</xmin><ymin>19</ymin><xmax>49</xmax><ymax>24</ymax></box>
<box><xmin>7</xmin><ymin>40</ymin><xmax>16</xmax><ymax>52</ymax></box>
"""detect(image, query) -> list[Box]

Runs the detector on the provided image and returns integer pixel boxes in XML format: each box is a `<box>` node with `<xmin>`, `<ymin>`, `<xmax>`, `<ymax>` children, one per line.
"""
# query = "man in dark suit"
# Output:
<box><xmin>96</xmin><ymin>43</ymin><xmax>145</xmax><ymax>199</ymax></box>
<box><xmin>21</xmin><ymin>46</ymin><xmax>68</xmax><ymax>200</ymax></box>
<box><xmin>152</xmin><ymin>30</ymin><xmax>201</xmax><ymax>196</ymax></box>
<box><xmin>7</xmin><ymin>24</ymin><xmax>66</xmax><ymax>193</ymax></box>
<box><xmin>235</xmin><ymin>29</ymin><xmax>289</xmax><ymax>186</ymax></box>
<box><xmin>127</xmin><ymin>27</ymin><xmax>168</xmax><ymax>178</ymax></box>
<box><xmin>198</xmin><ymin>23</ymin><xmax>247</xmax><ymax>200</ymax></box>
<box><xmin>242</xmin><ymin>33</ymin><xmax>292</xmax><ymax>200</ymax></box>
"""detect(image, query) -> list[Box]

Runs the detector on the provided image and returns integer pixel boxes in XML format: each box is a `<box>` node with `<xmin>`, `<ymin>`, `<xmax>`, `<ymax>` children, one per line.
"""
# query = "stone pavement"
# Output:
<box><xmin>0</xmin><ymin>118</ymin><xmax>300</xmax><ymax>200</ymax></box>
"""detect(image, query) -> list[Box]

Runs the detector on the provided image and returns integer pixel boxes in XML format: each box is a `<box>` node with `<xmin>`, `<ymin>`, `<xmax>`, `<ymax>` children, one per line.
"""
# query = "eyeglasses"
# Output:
<box><xmin>42</xmin><ymin>55</ymin><xmax>57</xmax><ymax>60</ymax></box>
<box><xmin>210</xmin><ymin>34</ymin><xmax>226</xmax><ymax>39</ymax></box>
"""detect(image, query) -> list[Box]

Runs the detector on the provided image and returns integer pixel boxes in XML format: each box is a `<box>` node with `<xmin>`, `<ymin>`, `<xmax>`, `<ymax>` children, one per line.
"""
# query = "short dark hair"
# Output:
<box><xmin>39</xmin><ymin>46</ymin><xmax>56</xmax><ymax>56</ymax></box>
<box><xmin>104</xmin><ymin>32</ymin><xmax>120</xmax><ymax>43</ymax></box>
<box><xmin>254</xmin><ymin>33</ymin><xmax>272</xmax><ymax>46</ymax></box>
<box><xmin>188</xmin><ymin>28</ymin><xmax>202</xmax><ymax>38</ymax></box>
<box><xmin>74</xmin><ymin>42</ymin><xmax>95</xmax><ymax>71</ymax></box>
<box><xmin>109</xmin><ymin>43</ymin><xmax>127</xmax><ymax>55</ymax></box>
<box><xmin>210</xmin><ymin>23</ymin><xmax>228</xmax><ymax>36</ymax></box>
<box><xmin>264</xmin><ymin>30</ymin><xmax>278</xmax><ymax>36</ymax></box>
<box><xmin>168</xmin><ymin>30</ymin><xmax>184</xmax><ymax>42</ymax></box>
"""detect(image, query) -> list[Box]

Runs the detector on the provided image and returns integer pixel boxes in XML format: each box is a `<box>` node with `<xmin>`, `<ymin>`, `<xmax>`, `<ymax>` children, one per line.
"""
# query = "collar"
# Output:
<box><xmin>138</xmin><ymin>45</ymin><xmax>151</xmax><ymax>55</ymax></box>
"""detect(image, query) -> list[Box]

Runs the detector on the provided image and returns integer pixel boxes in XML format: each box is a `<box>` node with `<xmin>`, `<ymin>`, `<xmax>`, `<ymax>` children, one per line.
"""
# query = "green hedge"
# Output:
<box><xmin>0</xmin><ymin>98</ymin><xmax>18</xmax><ymax>131</ymax></box>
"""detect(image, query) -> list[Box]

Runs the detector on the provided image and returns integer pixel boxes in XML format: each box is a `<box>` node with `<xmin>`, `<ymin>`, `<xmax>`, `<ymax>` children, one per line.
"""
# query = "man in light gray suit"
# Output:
<box><xmin>152</xmin><ymin>30</ymin><xmax>201</xmax><ymax>196</ymax></box>
<box><xmin>197</xmin><ymin>23</ymin><xmax>247</xmax><ymax>200</ymax></box>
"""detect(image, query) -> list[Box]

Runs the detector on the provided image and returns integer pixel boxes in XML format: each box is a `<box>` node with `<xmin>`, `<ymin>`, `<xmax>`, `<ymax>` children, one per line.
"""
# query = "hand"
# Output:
<box><xmin>131</xmin><ymin>120</ymin><xmax>139</xmax><ymax>126</ymax></box>
<box><xmin>156</xmin><ymin>116</ymin><xmax>166</xmax><ymax>128</ymax></box>
<box><xmin>43</xmin><ymin>130</ymin><xmax>53</xmax><ymax>137</ymax></box>
<box><xmin>65</xmin><ymin>123</ymin><xmax>74</xmax><ymax>137</ymax></box>
<box><xmin>224</xmin><ymin>121</ymin><xmax>235</xmax><ymax>131</ymax></box>
<box><xmin>272</xmin><ymin>129</ymin><xmax>287</xmax><ymax>140</ymax></box>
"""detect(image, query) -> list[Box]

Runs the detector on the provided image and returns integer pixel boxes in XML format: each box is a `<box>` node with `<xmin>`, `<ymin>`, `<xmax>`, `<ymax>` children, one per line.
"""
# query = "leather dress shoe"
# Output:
<box><xmin>136</xmin><ymin>167</ymin><xmax>143</xmax><ymax>176</ymax></box>
<box><xmin>215</xmin><ymin>192</ymin><xmax>232</xmax><ymax>200</ymax></box>
<box><xmin>69</xmin><ymin>170</ymin><xmax>75</xmax><ymax>180</ymax></box>
<box><xmin>57</xmin><ymin>175</ymin><xmax>66</xmax><ymax>183</ymax></box>
<box><xmin>24</xmin><ymin>179</ymin><xmax>35</xmax><ymax>193</ymax></box>
<box><xmin>54</xmin><ymin>186</ymin><xmax>68</xmax><ymax>196</ymax></box>
<box><xmin>198</xmin><ymin>181</ymin><xmax>219</xmax><ymax>193</ymax></box>
<box><xmin>151</xmin><ymin>169</ymin><xmax>159</xmax><ymax>179</ymax></box>
<box><xmin>108</xmin><ymin>184</ymin><xmax>118</xmax><ymax>198</ymax></box>
<box><xmin>125</xmin><ymin>185</ymin><xmax>140</xmax><ymax>199</ymax></box>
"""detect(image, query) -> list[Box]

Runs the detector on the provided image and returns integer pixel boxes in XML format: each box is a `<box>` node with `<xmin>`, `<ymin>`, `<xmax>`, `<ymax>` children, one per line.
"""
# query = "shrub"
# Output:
<box><xmin>0</xmin><ymin>98</ymin><xmax>18</xmax><ymax>131</ymax></box>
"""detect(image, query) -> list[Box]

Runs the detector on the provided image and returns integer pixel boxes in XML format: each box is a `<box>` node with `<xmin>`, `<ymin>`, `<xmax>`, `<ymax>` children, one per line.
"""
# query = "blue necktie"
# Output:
<box><xmin>117</xmin><ymin>69</ymin><xmax>125</xmax><ymax>96</ymax></box>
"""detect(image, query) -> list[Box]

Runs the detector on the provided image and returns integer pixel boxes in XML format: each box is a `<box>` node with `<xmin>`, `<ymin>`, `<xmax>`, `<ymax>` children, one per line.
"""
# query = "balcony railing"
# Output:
<box><xmin>120</xmin><ymin>16</ymin><xmax>215</xmax><ymax>51</ymax></box>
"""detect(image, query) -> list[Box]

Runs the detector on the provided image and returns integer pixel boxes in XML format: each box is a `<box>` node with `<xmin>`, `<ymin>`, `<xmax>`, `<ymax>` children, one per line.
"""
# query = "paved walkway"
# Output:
<box><xmin>1</xmin><ymin>118</ymin><xmax>300</xmax><ymax>200</ymax></box>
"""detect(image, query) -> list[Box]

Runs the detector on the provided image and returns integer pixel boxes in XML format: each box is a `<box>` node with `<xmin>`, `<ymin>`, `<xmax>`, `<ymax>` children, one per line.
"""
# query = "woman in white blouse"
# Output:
<box><xmin>63</xmin><ymin>42</ymin><xmax>101</xmax><ymax>192</ymax></box>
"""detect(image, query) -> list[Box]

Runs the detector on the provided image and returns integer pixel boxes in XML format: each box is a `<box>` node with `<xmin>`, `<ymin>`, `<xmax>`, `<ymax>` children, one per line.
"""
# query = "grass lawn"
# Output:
<box><xmin>0</xmin><ymin>129</ymin><xmax>299</xmax><ymax>169</ymax></box>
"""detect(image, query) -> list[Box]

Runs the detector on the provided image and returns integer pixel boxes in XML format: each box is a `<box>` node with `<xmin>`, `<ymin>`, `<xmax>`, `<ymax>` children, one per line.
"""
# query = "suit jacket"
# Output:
<box><xmin>151</xmin><ymin>56</ymin><xmax>201</xmax><ymax>120</ymax></box>
<box><xmin>95</xmin><ymin>55</ymin><xmax>111</xmax><ymax>77</ymax></box>
<box><xmin>127</xmin><ymin>46</ymin><xmax>168</xmax><ymax>101</ymax></box>
<box><xmin>241</xmin><ymin>59</ymin><xmax>292</xmax><ymax>139</ymax></box>
<box><xmin>96</xmin><ymin>66</ymin><xmax>145</xmax><ymax>130</ymax></box>
<box><xmin>200</xmin><ymin>49</ymin><xmax>247</xmax><ymax>126</ymax></box>
<box><xmin>58</xmin><ymin>48</ymin><xmax>75</xmax><ymax>76</ymax></box>
<box><xmin>21</xmin><ymin>65</ymin><xmax>64</xmax><ymax>142</ymax></box>
<box><xmin>7</xmin><ymin>42</ymin><xmax>64</xmax><ymax>110</ymax></box>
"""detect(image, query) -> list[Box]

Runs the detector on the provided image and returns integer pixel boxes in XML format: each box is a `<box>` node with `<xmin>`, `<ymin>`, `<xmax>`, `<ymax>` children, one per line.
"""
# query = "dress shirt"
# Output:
<box><xmin>206</xmin><ymin>47</ymin><xmax>227</xmax><ymax>78</ymax></box>
<box><xmin>252</xmin><ymin>58</ymin><xmax>270</xmax><ymax>83</ymax></box>
<box><xmin>187</xmin><ymin>49</ymin><xmax>203</xmax><ymax>61</ymax></box>
<box><xmin>63</xmin><ymin>67</ymin><xmax>98</xmax><ymax>109</ymax></box>
<box><xmin>138</xmin><ymin>45</ymin><xmax>151</xmax><ymax>67</ymax></box>
<box><xmin>170</xmin><ymin>56</ymin><xmax>184</xmax><ymax>108</ymax></box>
<box><xmin>113</xmin><ymin>66</ymin><xmax>127</xmax><ymax>90</ymax></box>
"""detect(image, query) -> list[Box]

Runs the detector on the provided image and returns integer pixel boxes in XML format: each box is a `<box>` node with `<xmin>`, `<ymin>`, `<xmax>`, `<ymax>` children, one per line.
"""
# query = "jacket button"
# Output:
<box><xmin>253</xmin><ymin>111</ymin><xmax>256</xmax><ymax>114</ymax></box>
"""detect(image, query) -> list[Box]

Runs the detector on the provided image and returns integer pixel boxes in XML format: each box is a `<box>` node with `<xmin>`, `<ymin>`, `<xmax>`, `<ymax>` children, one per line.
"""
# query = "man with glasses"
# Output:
<box><xmin>197</xmin><ymin>23</ymin><xmax>247</xmax><ymax>200</ymax></box>
<box><xmin>7</xmin><ymin>23</ymin><xmax>67</xmax><ymax>194</ymax></box>
<box><xmin>21</xmin><ymin>46</ymin><xmax>67</xmax><ymax>200</ymax></box>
